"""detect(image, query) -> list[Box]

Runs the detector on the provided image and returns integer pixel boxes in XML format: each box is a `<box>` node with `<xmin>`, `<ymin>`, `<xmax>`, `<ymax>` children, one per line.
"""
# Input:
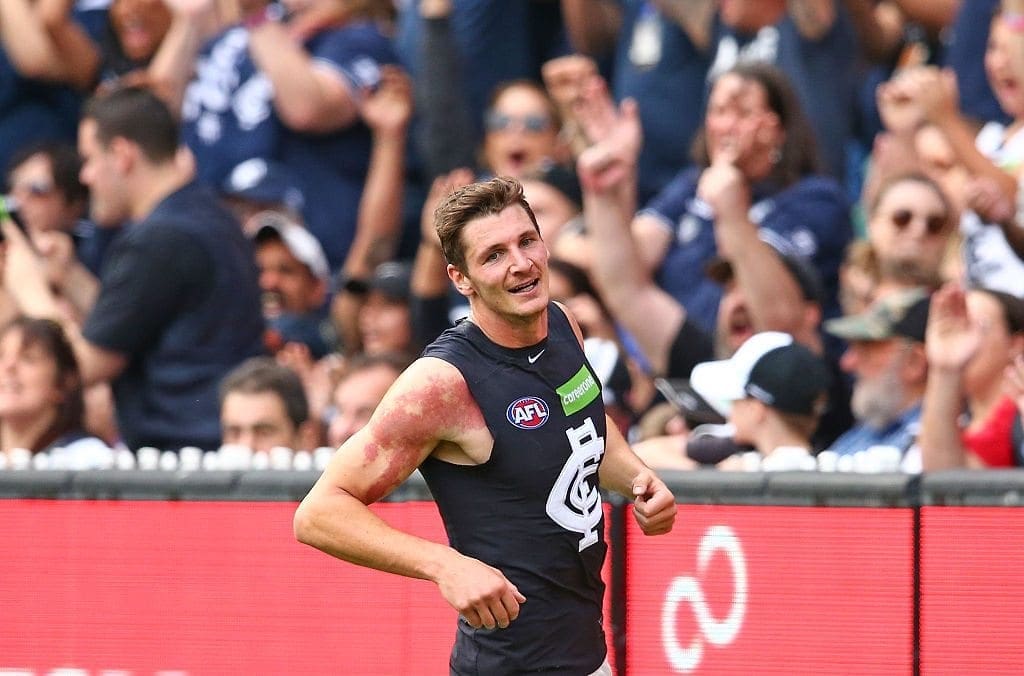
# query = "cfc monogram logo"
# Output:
<box><xmin>546</xmin><ymin>417</ymin><xmax>605</xmax><ymax>551</ymax></box>
<box><xmin>661</xmin><ymin>526</ymin><xmax>748</xmax><ymax>672</ymax></box>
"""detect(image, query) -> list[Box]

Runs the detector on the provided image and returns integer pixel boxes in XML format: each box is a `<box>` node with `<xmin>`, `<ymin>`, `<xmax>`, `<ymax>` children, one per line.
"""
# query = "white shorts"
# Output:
<box><xmin>589</xmin><ymin>659</ymin><xmax>613</xmax><ymax>676</ymax></box>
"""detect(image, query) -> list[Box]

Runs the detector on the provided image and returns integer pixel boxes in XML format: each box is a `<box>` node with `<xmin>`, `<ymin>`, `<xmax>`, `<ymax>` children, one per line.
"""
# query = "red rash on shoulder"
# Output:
<box><xmin>362</xmin><ymin>371</ymin><xmax>484</xmax><ymax>503</ymax></box>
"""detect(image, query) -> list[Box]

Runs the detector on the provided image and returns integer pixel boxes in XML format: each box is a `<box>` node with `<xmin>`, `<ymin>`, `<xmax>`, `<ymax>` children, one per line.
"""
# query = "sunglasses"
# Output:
<box><xmin>889</xmin><ymin>208</ymin><xmax>948</xmax><ymax>235</ymax></box>
<box><xmin>12</xmin><ymin>179</ymin><xmax>54</xmax><ymax>198</ymax></box>
<box><xmin>484</xmin><ymin>112</ymin><xmax>553</xmax><ymax>134</ymax></box>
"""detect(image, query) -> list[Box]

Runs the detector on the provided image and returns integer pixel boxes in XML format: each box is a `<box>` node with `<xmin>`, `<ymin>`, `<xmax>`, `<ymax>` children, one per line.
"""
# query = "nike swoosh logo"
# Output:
<box><xmin>528</xmin><ymin>349</ymin><xmax>545</xmax><ymax>364</ymax></box>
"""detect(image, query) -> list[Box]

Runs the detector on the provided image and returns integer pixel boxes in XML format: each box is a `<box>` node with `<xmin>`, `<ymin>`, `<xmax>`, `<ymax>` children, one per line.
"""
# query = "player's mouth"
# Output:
<box><xmin>509</xmin><ymin>279</ymin><xmax>539</xmax><ymax>294</ymax></box>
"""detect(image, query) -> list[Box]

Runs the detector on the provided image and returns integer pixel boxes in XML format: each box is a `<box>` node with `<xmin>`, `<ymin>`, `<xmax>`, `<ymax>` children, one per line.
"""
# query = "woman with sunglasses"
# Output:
<box><xmin>477</xmin><ymin>79</ymin><xmax>568</xmax><ymax>180</ymax></box>
<box><xmin>890</xmin><ymin>5</ymin><xmax>1024</xmax><ymax>297</ymax></box>
<box><xmin>846</xmin><ymin>172</ymin><xmax>957</xmax><ymax>312</ymax></box>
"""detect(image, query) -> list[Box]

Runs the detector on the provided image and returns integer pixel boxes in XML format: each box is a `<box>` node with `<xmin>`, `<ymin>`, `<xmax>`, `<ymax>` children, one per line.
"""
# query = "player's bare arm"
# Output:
<box><xmin>600</xmin><ymin>417</ymin><xmax>677</xmax><ymax>535</ymax></box>
<box><xmin>294</xmin><ymin>356</ymin><xmax>526</xmax><ymax>629</ymax></box>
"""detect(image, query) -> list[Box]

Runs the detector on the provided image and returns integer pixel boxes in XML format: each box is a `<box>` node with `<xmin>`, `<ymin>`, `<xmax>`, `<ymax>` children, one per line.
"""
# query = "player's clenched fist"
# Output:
<box><xmin>436</xmin><ymin>554</ymin><xmax>526</xmax><ymax>630</ymax></box>
<box><xmin>632</xmin><ymin>470</ymin><xmax>677</xmax><ymax>536</ymax></box>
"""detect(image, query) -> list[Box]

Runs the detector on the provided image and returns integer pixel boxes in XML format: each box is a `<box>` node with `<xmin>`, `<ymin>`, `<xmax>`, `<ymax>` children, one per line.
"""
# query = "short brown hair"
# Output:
<box><xmin>433</xmin><ymin>176</ymin><xmax>540</xmax><ymax>271</ymax></box>
<box><xmin>775</xmin><ymin>405</ymin><xmax>823</xmax><ymax>441</ymax></box>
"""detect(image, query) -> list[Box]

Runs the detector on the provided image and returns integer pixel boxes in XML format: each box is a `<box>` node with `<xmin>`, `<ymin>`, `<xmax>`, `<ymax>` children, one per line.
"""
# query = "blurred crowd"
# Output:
<box><xmin>1</xmin><ymin>0</ymin><xmax>1024</xmax><ymax>475</ymax></box>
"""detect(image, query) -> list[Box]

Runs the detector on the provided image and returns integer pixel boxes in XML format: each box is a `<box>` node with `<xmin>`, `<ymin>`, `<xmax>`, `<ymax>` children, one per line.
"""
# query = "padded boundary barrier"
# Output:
<box><xmin>3</xmin><ymin>468</ymin><xmax>1024</xmax><ymax>674</ymax></box>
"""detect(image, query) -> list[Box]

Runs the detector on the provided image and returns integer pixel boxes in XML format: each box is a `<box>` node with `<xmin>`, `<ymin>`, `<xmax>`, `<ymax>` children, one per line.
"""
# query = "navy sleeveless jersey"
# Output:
<box><xmin>420</xmin><ymin>304</ymin><xmax>608</xmax><ymax>675</ymax></box>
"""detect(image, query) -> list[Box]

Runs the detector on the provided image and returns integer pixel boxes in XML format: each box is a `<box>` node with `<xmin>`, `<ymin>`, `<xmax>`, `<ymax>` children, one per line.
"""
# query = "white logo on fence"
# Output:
<box><xmin>661</xmin><ymin>525</ymin><xmax>747</xmax><ymax>672</ymax></box>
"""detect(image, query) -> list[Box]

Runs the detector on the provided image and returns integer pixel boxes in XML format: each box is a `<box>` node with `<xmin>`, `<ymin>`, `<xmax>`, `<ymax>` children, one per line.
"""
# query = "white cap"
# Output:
<box><xmin>689</xmin><ymin>332</ymin><xmax>794</xmax><ymax>417</ymax></box>
<box><xmin>251</xmin><ymin>211</ymin><xmax>330</xmax><ymax>284</ymax></box>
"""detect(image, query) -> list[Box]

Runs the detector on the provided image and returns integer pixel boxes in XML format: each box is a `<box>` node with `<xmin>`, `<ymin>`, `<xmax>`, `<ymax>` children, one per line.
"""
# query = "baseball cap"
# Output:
<box><xmin>654</xmin><ymin>377</ymin><xmax>727</xmax><ymax>427</ymax></box>
<box><xmin>706</xmin><ymin>252</ymin><xmax>825</xmax><ymax>305</ymax></box>
<box><xmin>369</xmin><ymin>260</ymin><xmax>412</xmax><ymax>302</ymax></box>
<box><xmin>823</xmin><ymin>287</ymin><xmax>930</xmax><ymax>343</ymax></box>
<box><xmin>223</xmin><ymin>158</ymin><xmax>305</xmax><ymax>213</ymax></box>
<box><xmin>251</xmin><ymin>211</ymin><xmax>330</xmax><ymax>284</ymax></box>
<box><xmin>689</xmin><ymin>331</ymin><xmax>831</xmax><ymax>417</ymax></box>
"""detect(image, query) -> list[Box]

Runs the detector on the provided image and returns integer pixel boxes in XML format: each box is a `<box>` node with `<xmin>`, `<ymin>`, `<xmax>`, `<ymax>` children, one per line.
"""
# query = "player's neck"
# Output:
<box><xmin>469</xmin><ymin>305</ymin><xmax>548</xmax><ymax>348</ymax></box>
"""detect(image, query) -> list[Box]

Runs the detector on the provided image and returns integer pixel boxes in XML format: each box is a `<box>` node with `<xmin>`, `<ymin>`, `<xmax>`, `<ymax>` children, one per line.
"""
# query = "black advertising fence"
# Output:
<box><xmin>2</xmin><ymin>470</ymin><xmax>1023</xmax><ymax>674</ymax></box>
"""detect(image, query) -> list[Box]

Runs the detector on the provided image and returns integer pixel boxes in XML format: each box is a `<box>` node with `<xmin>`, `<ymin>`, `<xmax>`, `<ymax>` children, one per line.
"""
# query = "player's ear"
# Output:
<box><xmin>448</xmin><ymin>264</ymin><xmax>474</xmax><ymax>297</ymax></box>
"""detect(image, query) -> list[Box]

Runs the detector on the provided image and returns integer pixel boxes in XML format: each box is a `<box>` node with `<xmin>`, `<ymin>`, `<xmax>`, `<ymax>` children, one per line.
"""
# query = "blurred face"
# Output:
<box><xmin>521</xmin><ymin>179</ymin><xmax>578</xmax><ymax>242</ymax></box>
<box><xmin>963</xmin><ymin>291</ymin><xmax>1022</xmax><ymax>397</ymax></box>
<box><xmin>255</xmin><ymin>239</ymin><xmax>323</xmax><ymax>315</ymax></box>
<box><xmin>110</xmin><ymin>0</ymin><xmax>171</xmax><ymax>63</ymax></box>
<box><xmin>0</xmin><ymin>329</ymin><xmax>63</xmax><ymax>423</ymax></box>
<box><xmin>704</xmin><ymin>74</ymin><xmax>782</xmax><ymax>178</ymax></box>
<box><xmin>327</xmin><ymin>364</ymin><xmax>398</xmax><ymax>447</ymax></box>
<box><xmin>7</xmin><ymin>153</ymin><xmax>81</xmax><ymax>234</ymax></box>
<box><xmin>715</xmin><ymin>281</ymin><xmax>754</xmax><ymax>358</ymax></box>
<box><xmin>449</xmin><ymin>206</ymin><xmax>550</xmax><ymax>326</ymax></box>
<box><xmin>868</xmin><ymin>180</ymin><xmax>952</xmax><ymax>279</ymax></box>
<box><xmin>986</xmin><ymin>18</ymin><xmax>1024</xmax><ymax>118</ymax></box>
<box><xmin>78</xmin><ymin>119</ymin><xmax>130</xmax><ymax>227</ymax></box>
<box><xmin>358</xmin><ymin>292</ymin><xmax>412</xmax><ymax>355</ymax></box>
<box><xmin>221</xmin><ymin>390</ymin><xmax>299</xmax><ymax>453</ymax></box>
<box><xmin>719</xmin><ymin>0</ymin><xmax>786</xmax><ymax>33</ymax></box>
<box><xmin>729</xmin><ymin>397</ymin><xmax>761</xmax><ymax>446</ymax></box>
<box><xmin>840</xmin><ymin>339</ymin><xmax>909</xmax><ymax>428</ymax></box>
<box><xmin>481</xmin><ymin>85</ymin><xmax>559</xmax><ymax>178</ymax></box>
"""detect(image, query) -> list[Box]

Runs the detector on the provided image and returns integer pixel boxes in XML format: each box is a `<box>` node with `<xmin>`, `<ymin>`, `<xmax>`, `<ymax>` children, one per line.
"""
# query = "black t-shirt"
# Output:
<box><xmin>83</xmin><ymin>182</ymin><xmax>264</xmax><ymax>450</ymax></box>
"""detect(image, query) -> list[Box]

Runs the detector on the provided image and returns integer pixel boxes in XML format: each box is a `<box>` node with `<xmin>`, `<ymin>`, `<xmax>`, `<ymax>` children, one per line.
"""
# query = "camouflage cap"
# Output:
<box><xmin>824</xmin><ymin>287</ymin><xmax>930</xmax><ymax>343</ymax></box>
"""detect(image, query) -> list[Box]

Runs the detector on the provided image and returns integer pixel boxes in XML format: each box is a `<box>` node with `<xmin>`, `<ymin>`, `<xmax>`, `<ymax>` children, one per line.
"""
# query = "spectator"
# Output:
<box><xmin>0</xmin><ymin>317</ymin><xmax>112</xmax><ymax>465</ymax></box>
<box><xmin>359</xmin><ymin>260</ymin><xmax>415</xmax><ymax>357</ymax></box>
<box><xmin>705</xmin><ymin>0</ymin><xmax>858</xmax><ymax>182</ymax></box>
<box><xmin>866</xmin><ymin>173</ymin><xmax>955</xmax><ymax>286</ymax></box>
<box><xmin>4</xmin><ymin>141</ymin><xmax>112</xmax><ymax>306</ymax></box>
<box><xmin>576</xmin><ymin>80</ymin><xmax>853</xmax><ymax>462</ymax></box>
<box><xmin>613</xmin><ymin>61</ymin><xmax>850</xmax><ymax>335</ymax></box>
<box><xmin>892</xmin><ymin>8</ymin><xmax>1024</xmax><ymax>296</ymax></box>
<box><xmin>220</xmin><ymin>356</ymin><xmax>318</xmax><ymax>453</ymax></box>
<box><xmin>548</xmin><ymin>257</ymin><xmax>644</xmax><ymax>435</ymax></box>
<box><xmin>840</xmin><ymin>172</ymin><xmax>955</xmax><ymax>314</ymax></box>
<box><xmin>398</xmin><ymin>0</ymin><xmax>566</xmax><ymax>175</ymax></box>
<box><xmin>919</xmin><ymin>283</ymin><xmax>1024</xmax><ymax>469</ymax></box>
<box><xmin>943</xmin><ymin>0</ymin><xmax>1009</xmax><ymax>128</ymax></box>
<box><xmin>478</xmin><ymin>80</ymin><xmax>568</xmax><ymax>180</ymax></box>
<box><xmin>2</xmin><ymin>86</ymin><xmax>264</xmax><ymax>452</ymax></box>
<box><xmin>250</xmin><ymin>211</ymin><xmax>335</xmax><ymax>359</ymax></box>
<box><xmin>556</xmin><ymin>2</ymin><xmax>714</xmax><ymax>202</ymax></box>
<box><xmin>150</xmin><ymin>0</ymin><xmax>399</xmax><ymax>269</ymax></box>
<box><xmin>521</xmin><ymin>162</ymin><xmax>581</xmax><ymax>236</ymax></box>
<box><xmin>575</xmin><ymin>67</ymin><xmax>825</xmax><ymax>377</ymax></box>
<box><xmin>823</xmin><ymin>287</ymin><xmax>931</xmax><ymax>470</ymax></box>
<box><xmin>325</xmin><ymin>351</ymin><xmax>406</xmax><ymax>448</ymax></box>
<box><xmin>410</xmin><ymin>0</ymin><xmax>570</xmax><ymax>182</ymax></box>
<box><xmin>690</xmin><ymin>331</ymin><xmax>831</xmax><ymax>470</ymax></box>
<box><xmin>0</xmin><ymin>0</ymin><xmax>105</xmax><ymax>171</ymax></box>
<box><xmin>7</xmin><ymin>0</ymin><xmax>173</xmax><ymax>90</ymax></box>
<box><xmin>330</xmin><ymin>64</ymin><xmax>413</xmax><ymax>355</ymax></box>
<box><xmin>521</xmin><ymin>161</ymin><xmax>589</xmax><ymax>270</ymax></box>
<box><xmin>5</xmin><ymin>140</ymin><xmax>88</xmax><ymax>238</ymax></box>
<box><xmin>221</xmin><ymin>158</ymin><xmax>306</xmax><ymax>228</ymax></box>
<box><xmin>100</xmin><ymin>0</ymin><xmax>173</xmax><ymax>84</ymax></box>
<box><xmin>408</xmin><ymin>168</ymin><xmax>475</xmax><ymax>349</ymax></box>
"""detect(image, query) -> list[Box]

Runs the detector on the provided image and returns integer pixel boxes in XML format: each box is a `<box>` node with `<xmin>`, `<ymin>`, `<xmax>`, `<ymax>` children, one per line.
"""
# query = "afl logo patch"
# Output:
<box><xmin>507</xmin><ymin>397</ymin><xmax>550</xmax><ymax>429</ymax></box>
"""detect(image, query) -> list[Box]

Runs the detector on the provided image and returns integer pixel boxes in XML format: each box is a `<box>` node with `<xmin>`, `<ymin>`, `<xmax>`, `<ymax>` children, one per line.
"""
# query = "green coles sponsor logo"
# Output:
<box><xmin>557</xmin><ymin>365</ymin><xmax>600</xmax><ymax>416</ymax></box>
